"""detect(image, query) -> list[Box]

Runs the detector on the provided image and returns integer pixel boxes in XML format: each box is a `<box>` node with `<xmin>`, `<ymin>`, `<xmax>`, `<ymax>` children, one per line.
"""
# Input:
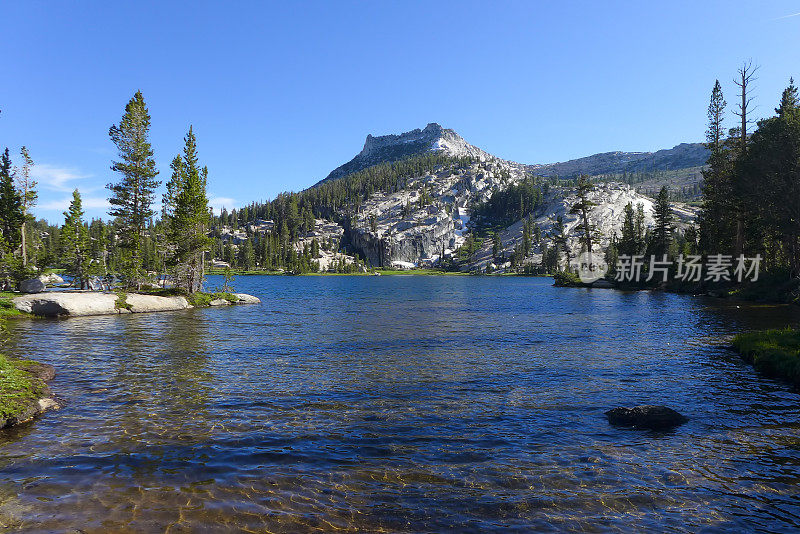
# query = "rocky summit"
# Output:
<box><xmin>319</xmin><ymin>123</ymin><xmax>499</xmax><ymax>184</ymax></box>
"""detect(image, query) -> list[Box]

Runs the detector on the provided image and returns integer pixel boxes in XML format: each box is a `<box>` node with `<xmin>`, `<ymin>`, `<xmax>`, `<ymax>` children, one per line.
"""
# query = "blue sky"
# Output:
<box><xmin>3</xmin><ymin>1</ymin><xmax>800</xmax><ymax>221</ymax></box>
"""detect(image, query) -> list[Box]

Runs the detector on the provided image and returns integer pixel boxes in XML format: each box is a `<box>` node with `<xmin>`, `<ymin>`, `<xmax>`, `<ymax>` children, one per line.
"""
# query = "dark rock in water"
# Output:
<box><xmin>605</xmin><ymin>405</ymin><xmax>688</xmax><ymax>430</ymax></box>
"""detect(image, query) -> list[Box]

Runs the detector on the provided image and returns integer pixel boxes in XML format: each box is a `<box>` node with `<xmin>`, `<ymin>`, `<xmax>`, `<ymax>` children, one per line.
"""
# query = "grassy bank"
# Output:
<box><xmin>732</xmin><ymin>328</ymin><xmax>800</xmax><ymax>389</ymax></box>
<box><xmin>0</xmin><ymin>291</ymin><xmax>24</xmax><ymax>318</ymax></box>
<box><xmin>0</xmin><ymin>355</ymin><xmax>49</xmax><ymax>425</ymax></box>
<box><xmin>137</xmin><ymin>288</ymin><xmax>240</xmax><ymax>307</ymax></box>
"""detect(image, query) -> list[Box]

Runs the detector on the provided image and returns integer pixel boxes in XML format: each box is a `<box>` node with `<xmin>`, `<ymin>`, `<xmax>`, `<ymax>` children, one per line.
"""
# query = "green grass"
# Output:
<box><xmin>185</xmin><ymin>291</ymin><xmax>239</xmax><ymax>307</ymax></box>
<box><xmin>0</xmin><ymin>291</ymin><xmax>23</xmax><ymax>318</ymax></box>
<box><xmin>732</xmin><ymin>328</ymin><xmax>800</xmax><ymax>389</ymax></box>
<box><xmin>114</xmin><ymin>291</ymin><xmax>133</xmax><ymax>311</ymax></box>
<box><xmin>0</xmin><ymin>354</ymin><xmax>47</xmax><ymax>420</ymax></box>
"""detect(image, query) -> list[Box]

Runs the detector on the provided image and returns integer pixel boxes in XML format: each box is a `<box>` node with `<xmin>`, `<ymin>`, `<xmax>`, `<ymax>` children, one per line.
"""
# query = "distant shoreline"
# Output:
<box><xmin>206</xmin><ymin>268</ymin><xmax>552</xmax><ymax>277</ymax></box>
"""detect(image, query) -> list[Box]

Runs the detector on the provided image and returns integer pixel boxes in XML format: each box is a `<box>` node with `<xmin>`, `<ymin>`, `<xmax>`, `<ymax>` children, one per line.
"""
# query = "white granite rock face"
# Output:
<box><xmin>13</xmin><ymin>291</ymin><xmax>261</xmax><ymax>317</ymax></box>
<box><xmin>13</xmin><ymin>292</ymin><xmax>190</xmax><ymax>317</ymax></box>
<box><xmin>469</xmin><ymin>182</ymin><xmax>699</xmax><ymax>272</ymax></box>
<box><xmin>347</xmin><ymin>157</ymin><xmax>526</xmax><ymax>267</ymax></box>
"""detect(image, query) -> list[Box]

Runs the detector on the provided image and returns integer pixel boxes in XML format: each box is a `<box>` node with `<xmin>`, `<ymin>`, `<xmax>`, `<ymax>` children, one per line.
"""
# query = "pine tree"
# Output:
<box><xmin>652</xmin><ymin>186</ymin><xmax>673</xmax><ymax>256</ymax></box>
<box><xmin>61</xmin><ymin>189</ymin><xmax>92</xmax><ymax>289</ymax></box>
<box><xmin>740</xmin><ymin>80</ymin><xmax>800</xmax><ymax>275</ymax></box>
<box><xmin>0</xmin><ymin>148</ymin><xmax>24</xmax><ymax>256</ymax></box>
<box><xmin>618</xmin><ymin>202</ymin><xmax>639</xmax><ymax>256</ymax></box>
<box><xmin>163</xmin><ymin>127</ymin><xmax>212</xmax><ymax>293</ymax></box>
<box><xmin>17</xmin><ymin>147</ymin><xmax>37</xmax><ymax>266</ymax></box>
<box><xmin>698</xmin><ymin>80</ymin><xmax>734</xmax><ymax>254</ymax></box>
<box><xmin>569</xmin><ymin>175</ymin><xmax>598</xmax><ymax>253</ymax></box>
<box><xmin>776</xmin><ymin>77</ymin><xmax>799</xmax><ymax>118</ymax></box>
<box><xmin>107</xmin><ymin>90</ymin><xmax>160</xmax><ymax>288</ymax></box>
<box><xmin>239</xmin><ymin>239</ymin><xmax>255</xmax><ymax>270</ymax></box>
<box><xmin>551</xmin><ymin>215</ymin><xmax>570</xmax><ymax>267</ymax></box>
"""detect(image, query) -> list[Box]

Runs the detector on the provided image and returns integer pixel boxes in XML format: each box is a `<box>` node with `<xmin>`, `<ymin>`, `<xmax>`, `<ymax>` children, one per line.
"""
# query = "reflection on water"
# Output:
<box><xmin>1</xmin><ymin>276</ymin><xmax>800</xmax><ymax>532</ymax></box>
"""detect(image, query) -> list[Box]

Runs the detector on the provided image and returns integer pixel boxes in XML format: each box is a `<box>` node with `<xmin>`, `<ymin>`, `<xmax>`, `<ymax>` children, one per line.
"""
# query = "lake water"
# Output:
<box><xmin>1</xmin><ymin>276</ymin><xmax>800</xmax><ymax>532</ymax></box>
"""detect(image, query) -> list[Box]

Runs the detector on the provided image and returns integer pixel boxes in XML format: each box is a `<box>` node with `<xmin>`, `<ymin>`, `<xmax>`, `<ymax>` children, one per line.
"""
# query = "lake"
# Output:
<box><xmin>1</xmin><ymin>276</ymin><xmax>800</xmax><ymax>532</ymax></box>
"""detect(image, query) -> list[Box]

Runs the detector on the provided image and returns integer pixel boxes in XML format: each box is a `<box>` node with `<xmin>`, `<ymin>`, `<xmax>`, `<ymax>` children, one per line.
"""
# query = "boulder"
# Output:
<box><xmin>38</xmin><ymin>273</ymin><xmax>64</xmax><ymax>286</ymax></box>
<box><xmin>209</xmin><ymin>298</ymin><xmax>230</xmax><ymax>306</ymax></box>
<box><xmin>605</xmin><ymin>405</ymin><xmax>688</xmax><ymax>431</ymax></box>
<box><xmin>19</xmin><ymin>278</ymin><xmax>46</xmax><ymax>293</ymax></box>
<box><xmin>123</xmin><ymin>293</ymin><xmax>192</xmax><ymax>313</ymax></box>
<box><xmin>233</xmin><ymin>293</ymin><xmax>261</xmax><ymax>304</ymax></box>
<box><xmin>13</xmin><ymin>292</ymin><xmax>190</xmax><ymax>317</ymax></box>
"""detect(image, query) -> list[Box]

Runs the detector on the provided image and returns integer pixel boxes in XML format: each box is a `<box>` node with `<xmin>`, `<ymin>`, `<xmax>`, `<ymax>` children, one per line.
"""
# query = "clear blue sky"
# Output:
<box><xmin>3</xmin><ymin>1</ymin><xmax>799</xmax><ymax>221</ymax></box>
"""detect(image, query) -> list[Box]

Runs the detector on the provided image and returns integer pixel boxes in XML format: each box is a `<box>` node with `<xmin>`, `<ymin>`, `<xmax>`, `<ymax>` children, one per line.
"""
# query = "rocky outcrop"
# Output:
<box><xmin>12</xmin><ymin>292</ymin><xmax>190</xmax><ymax>317</ymax></box>
<box><xmin>469</xmin><ymin>182</ymin><xmax>699</xmax><ymax>272</ymax></box>
<box><xmin>605</xmin><ymin>405</ymin><xmax>688</xmax><ymax>430</ymax></box>
<box><xmin>319</xmin><ymin>123</ymin><xmax>496</xmax><ymax>184</ymax></box>
<box><xmin>121</xmin><ymin>294</ymin><xmax>193</xmax><ymax>313</ymax></box>
<box><xmin>343</xmin><ymin>157</ymin><xmax>523</xmax><ymax>267</ymax></box>
<box><xmin>13</xmin><ymin>291</ymin><xmax>260</xmax><ymax>317</ymax></box>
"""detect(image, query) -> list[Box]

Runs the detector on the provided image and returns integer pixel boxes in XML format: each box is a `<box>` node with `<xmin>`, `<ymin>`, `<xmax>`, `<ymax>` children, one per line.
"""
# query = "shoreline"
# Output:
<box><xmin>0</xmin><ymin>356</ymin><xmax>59</xmax><ymax>429</ymax></box>
<box><xmin>206</xmin><ymin>268</ymin><xmax>552</xmax><ymax>277</ymax></box>
<box><xmin>732</xmin><ymin>329</ymin><xmax>800</xmax><ymax>390</ymax></box>
<box><xmin>11</xmin><ymin>291</ymin><xmax>261</xmax><ymax>318</ymax></box>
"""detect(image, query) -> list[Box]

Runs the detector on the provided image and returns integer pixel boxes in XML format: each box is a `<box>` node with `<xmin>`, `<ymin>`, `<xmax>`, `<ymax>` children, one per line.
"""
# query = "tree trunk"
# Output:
<box><xmin>20</xmin><ymin>222</ymin><xmax>27</xmax><ymax>266</ymax></box>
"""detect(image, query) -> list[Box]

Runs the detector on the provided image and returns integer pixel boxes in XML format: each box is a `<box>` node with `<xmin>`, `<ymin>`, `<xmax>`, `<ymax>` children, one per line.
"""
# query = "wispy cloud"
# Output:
<box><xmin>38</xmin><ymin>196</ymin><xmax>110</xmax><ymax>212</ymax></box>
<box><xmin>770</xmin><ymin>11</ymin><xmax>800</xmax><ymax>20</ymax></box>
<box><xmin>209</xmin><ymin>196</ymin><xmax>237</xmax><ymax>214</ymax></box>
<box><xmin>32</xmin><ymin>164</ymin><xmax>92</xmax><ymax>192</ymax></box>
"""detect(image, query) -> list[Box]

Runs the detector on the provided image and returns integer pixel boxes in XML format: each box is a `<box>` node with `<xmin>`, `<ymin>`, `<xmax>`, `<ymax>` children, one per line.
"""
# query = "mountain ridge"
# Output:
<box><xmin>315</xmin><ymin>123</ymin><xmax>707</xmax><ymax>187</ymax></box>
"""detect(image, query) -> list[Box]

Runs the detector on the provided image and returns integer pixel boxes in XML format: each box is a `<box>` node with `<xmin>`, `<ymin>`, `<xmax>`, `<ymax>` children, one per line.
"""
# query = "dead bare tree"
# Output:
<box><xmin>732</xmin><ymin>60</ymin><xmax>759</xmax><ymax>254</ymax></box>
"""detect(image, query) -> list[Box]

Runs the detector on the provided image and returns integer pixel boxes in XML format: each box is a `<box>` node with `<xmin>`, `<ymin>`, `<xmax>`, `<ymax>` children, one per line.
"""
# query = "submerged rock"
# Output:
<box><xmin>605</xmin><ymin>405</ymin><xmax>688</xmax><ymax>430</ymax></box>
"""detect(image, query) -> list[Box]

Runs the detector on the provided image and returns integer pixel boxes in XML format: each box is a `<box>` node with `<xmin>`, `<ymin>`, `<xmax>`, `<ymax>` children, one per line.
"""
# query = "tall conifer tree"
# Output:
<box><xmin>107</xmin><ymin>90</ymin><xmax>160</xmax><ymax>288</ymax></box>
<box><xmin>61</xmin><ymin>189</ymin><xmax>92</xmax><ymax>289</ymax></box>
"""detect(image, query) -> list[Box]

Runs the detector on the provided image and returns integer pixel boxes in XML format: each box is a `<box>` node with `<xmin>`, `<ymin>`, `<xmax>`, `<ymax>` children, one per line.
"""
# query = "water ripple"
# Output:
<box><xmin>0</xmin><ymin>276</ymin><xmax>799</xmax><ymax>532</ymax></box>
